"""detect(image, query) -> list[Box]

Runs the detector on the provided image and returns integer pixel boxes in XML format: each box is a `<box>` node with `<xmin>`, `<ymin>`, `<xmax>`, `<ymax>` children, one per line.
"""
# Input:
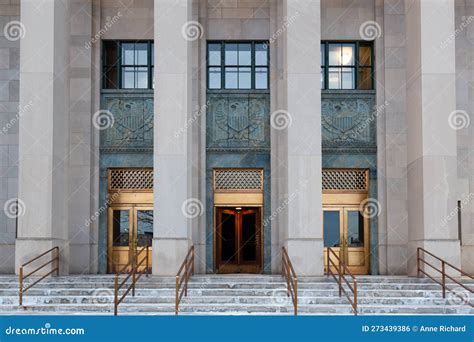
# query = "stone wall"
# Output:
<box><xmin>0</xmin><ymin>0</ymin><xmax>20</xmax><ymax>273</ymax></box>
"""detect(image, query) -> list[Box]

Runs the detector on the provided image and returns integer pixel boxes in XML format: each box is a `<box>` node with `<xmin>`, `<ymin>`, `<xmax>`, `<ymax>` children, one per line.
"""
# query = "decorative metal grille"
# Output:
<box><xmin>214</xmin><ymin>169</ymin><xmax>264</xmax><ymax>192</ymax></box>
<box><xmin>108</xmin><ymin>168</ymin><xmax>153</xmax><ymax>192</ymax></box>
<box><xmin>322</xmin><ymin>169</ymin><xmax>368</xmax><ymax>192</ymax></box>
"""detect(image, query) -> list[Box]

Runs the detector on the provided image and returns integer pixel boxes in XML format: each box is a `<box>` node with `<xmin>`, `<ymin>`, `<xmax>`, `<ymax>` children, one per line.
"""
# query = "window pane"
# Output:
<box><xmin>209</xmin><ymin>67</ymin><xmax>221</xmax><ymax>89</ymax></box>
<box><xmin>328</xmin><ymin>44</ymin><xmax>341</xmax><ymax>65</ymax></box>
<box><xmin>341</xmin><ymin>44</ymin><xmax>355</xmax><ymax>66</ymax></box>
<box><xmin>152</xmin><ymin>66</ymin><xmax>155</xmax><ymax>89</ymax></box>
<box><xmin>321</xmin><ymin>67</ymin><xmax>325</xmax><ymax>89</ymax></box>
<box><xmin>122</xmin><ymin>67</ymin><xmax>135</xmax><ymax>88</ymax></box>
<box><xmin>321</xmin><ymin>43</ymin><xmax>325</xmax><ymax>66</ymax></box>
<box><xmin>225</xmin><ymin>43</ymin><xmax>238</xmax><ymax>65</ymax></box>
<box><xmin>328</xmin><ymin>67</ymin><xmax>340</xmax><ymax>89</ymax></box>
<box><xmin>238</xmin><ymin>67</ymin><xmax>251</xmax><ymax>89</ymax></box>
<box><xmin>255</xmin><ymin>67</ymin><xmax>268</xmax><ymax>89</ymax></box>
<box><xmin>151</xmin><ymin>43</ymin><xmax>154</xmax><ymax>66</ymax></box>
<box><xmin>323</xmin><ymin>211</ymin><xmax>340</xmax><ymax>248</ymax></box>
<box><xmin>359</xmin><ymin>45</ymin><xmax>372</xmax><ymax>66</ymax></box>
<box><xmin>105</xmin><ymin>41</ymin><xmax>118</xmax><ymax>66</ymax></box>
<box><xmin>112</xmin><ymin>210</ymin><xmax>129</xmax><ymax>247</ymax></box>
<box><xmin>208</xmin><ymin>43</ymin><xmax>221</xmax><ymax>65</ymax></box>
<box><xmin>255</xmin><ymin>43</ymin><xmax>268</xmax><ymax>65</ymax></box>
<box><xmin>238</xmin><ymin>43</ymin><xmax>251</xmax><ymax>66</ymax></box>
<box><xmin>347</xmin><ymin>210</ymin><xmax>364</xmax><ymax>247</ymax></box>
<box><xmin>122</xmin><ymin>43</ymin><xmax>135</xmax><ymax>65</ymax></box>
<box><xmin>136</xmin><ymin>67</ymin><xmax>148</xmax><ymax>88</ymax></box>
<box><xmin>135</xmin><ymin>43</ymin><xmax>148</xmax><ymax>65</ymax></box>
<box><xmin>225</xmin><ymin>67</ymin><xmax>238</xmax><ymax>88</ymax></box>
<box><xmin>137</xmin><ymin>210</ymin><xmax>153</xmax><ymax>247</ymax></box>
<box><xmin>104</xmin><ymin>66</ymin><xmax>118</xmax><ymax>89</ymax></box>
<box><xmin>358</xmin><ymin>67</ymin><xmax>373</xmax><ymax>90</ymax></box>
<box><xmin>341</xmin><ymin>67</ymin><xmax>355</xmax><ymax>89</ymax></box>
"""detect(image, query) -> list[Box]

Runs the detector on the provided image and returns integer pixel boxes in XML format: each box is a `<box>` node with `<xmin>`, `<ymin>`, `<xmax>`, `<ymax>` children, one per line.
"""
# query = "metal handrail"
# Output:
<box><xmin>175</xmin><ymin>246</ymin><xmax>194</xmax><ymax>315</ymax></box>
<box><xmin>417</xmin><ymin>247</ymin><xmax>473</xmax><ymax>307</ymax></box>
<box><xmin>282</xmin><ymin>246</ymin><xmax>298</xmax><ymax>315</ymax></box>
<box><xmin>114</xmin><ymin>245</ymin><xmax>149</xmax><ymax>315</ymax></box>
<box><xmin>326</xmin><ymin>247</ymin><xmax>358</xmax><ymax>315</ymax></box>
<box><xmin>19</xmin><ymin>246</ymin><xmax>59</xmax><ymax>306</ymax></box>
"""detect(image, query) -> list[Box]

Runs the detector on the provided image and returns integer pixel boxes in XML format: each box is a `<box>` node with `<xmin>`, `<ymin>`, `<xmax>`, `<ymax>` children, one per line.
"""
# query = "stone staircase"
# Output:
<box><xmin>0</xmin><ymin>275</ymin><xmax>472</xmax><ymax>315</ymax></box>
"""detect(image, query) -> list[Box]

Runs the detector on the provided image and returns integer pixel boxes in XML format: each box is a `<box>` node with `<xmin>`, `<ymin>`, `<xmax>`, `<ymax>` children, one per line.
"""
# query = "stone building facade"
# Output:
<box><xmin>0</xmin><ymin>0</ymin><xmax>472</xmax><ymax>277</ymax></box>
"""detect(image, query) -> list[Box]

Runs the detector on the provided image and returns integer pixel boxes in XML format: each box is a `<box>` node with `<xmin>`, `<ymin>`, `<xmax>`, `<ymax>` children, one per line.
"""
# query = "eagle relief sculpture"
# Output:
<box><xmin>209</xmin><ymin>96</ymin><xmax>269</xmax><ymax>149</ymax></box>
<box><xmin>321</xmin><ymin>99</ymin><xmax>373</xmax><ymax>147</ymax></box>
<box><xmin>102</xmin><ymin>97</ymin><xmax>154</xmax><ymax>150</ymax></box>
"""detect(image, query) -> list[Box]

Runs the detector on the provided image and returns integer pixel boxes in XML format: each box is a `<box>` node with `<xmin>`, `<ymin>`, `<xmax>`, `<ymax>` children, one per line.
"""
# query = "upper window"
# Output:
<box><xmin>321</xmin><ymin>42</ymin><xmax>373</xmax><ymax>90</ymax></box>
<box><xmin>103</xmin><ymin>41</ymin><xmax>154</xmax><ymax>89</ymax></box>
<box><xmin>207</xmin><ymin>42</ymin><xmax>269</xmax><ymax>90</ymax></box>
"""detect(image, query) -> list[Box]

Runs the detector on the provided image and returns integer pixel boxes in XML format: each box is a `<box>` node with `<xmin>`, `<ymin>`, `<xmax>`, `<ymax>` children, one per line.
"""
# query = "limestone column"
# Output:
<box><xmin>405</xmin><ymin>0</ymin><xmax>461</xmax><ymax>275</ymax></box>
<box><xmin>283</xmin><ymin>0</ymin><xmax>324</xmax><ymax>275</ymax></box>
<box><xmin>15</xmin><ymin>0</ymin><xmax>70</xmax><ymax>274</ymax></box>
<box><xmin>153</xmin><ymin>0</ymin><xmax>193</xmax><ymax>275</ymax></box>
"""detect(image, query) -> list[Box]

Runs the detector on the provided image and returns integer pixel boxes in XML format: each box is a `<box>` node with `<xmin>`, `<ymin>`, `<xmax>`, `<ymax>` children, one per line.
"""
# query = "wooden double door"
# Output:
<box><xmin>108</xmin><ymin>205</ymin><xmax>153</xmax><ymax>273</ymax></box>
<box><xmin>215</xmin><ymin>207</ymin><xmax>262</xmax><ymax>273</ymax></box>
<box><xmin>323</xmin><ymin>205</ymin><xmax>370</xmax><ymax>275</ymax></box>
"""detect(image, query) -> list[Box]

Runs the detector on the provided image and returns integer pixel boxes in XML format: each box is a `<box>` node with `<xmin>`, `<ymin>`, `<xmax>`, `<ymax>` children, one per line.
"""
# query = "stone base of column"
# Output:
<box><xmin>408</xmin><ymin>239</ymin><xmax>461</xmax><ymax>277</ymax></box>
<box><xmin>15</xmin><ymin>238</ymin><xmax>69</xmax><ymax>275</ymax></box>
<box><xmin>461</xmin><ymin>245</ymin><xmax>474</xmax><ymax>274</ymax></box>
<box><xmin>285</xmin><ymin>238</ymin><xmax>324</xmax><ymax>276</ymax></box>
<box><xmin>152</xmin><ymin>238</ymin><xmax>192</xmax><ymax>276</ymax></box>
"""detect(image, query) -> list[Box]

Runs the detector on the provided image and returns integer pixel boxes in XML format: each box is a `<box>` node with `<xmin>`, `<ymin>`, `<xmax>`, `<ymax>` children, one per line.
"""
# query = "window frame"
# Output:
<box><xmin>102</xmin><ymin>40</ymin><xmax>154</xmax><ymax>90</ymax></box>
<box><xmin>321</xmin><ymin>41</ymin><xmax>374</xmax><ymax>91</ymax></box>
<box><xmin>207</xmin><ymin>41</ymin><xmax>270</xmax><ymax>91</ymax></box>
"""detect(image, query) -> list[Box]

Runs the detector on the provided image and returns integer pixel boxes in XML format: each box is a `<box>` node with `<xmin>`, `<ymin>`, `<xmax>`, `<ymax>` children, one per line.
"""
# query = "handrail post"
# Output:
<box><xmin>417</xmin><ymin>247</ymin><xmax>421</xmax><ymax>278</ymax></box>
<box><xmin>294</xmin><ymin>277</ymin><xmax>298</xmax><ymax>316</ymax></box>
<box><xmin>354</xmin><ymin>279</ymin><xmax>358</xmax><ymax>315</ymax></box>
<box><xmin>114</xmin><ymin>274</ymin><xmax>118</xmax><ymax>316</ymax></box>
<box><xmin>338</xmin><ymin>258</ymin><xmax>342</xmax><ymax>297</ymax></box>
<box><xmin>56</xmin><ymin>247</ymin><xmax>59</xmax><ymax>276</ymax></box>
<box><xmin>326</xmin><ymin>249</ymin><xmax>329</xmax><ymax>276</ymax></box>
<box><xmin>19</xmin><ymin>267</ymin><xmax>23</xmax><ymax>306</ymax></box>
<box><xmin>146</xmin><ymin>246</ymin><xmax>149</xmax><ymax>277</ymax></box>
<box><xmin>175</xmin><ymin>275</ymin><xmax>179</xmax><ymax>315</ymax></box>
<box><xmin>441</xmin><ymin>261</ymin><xmax>446</xmax><ymax>299</ymax></box>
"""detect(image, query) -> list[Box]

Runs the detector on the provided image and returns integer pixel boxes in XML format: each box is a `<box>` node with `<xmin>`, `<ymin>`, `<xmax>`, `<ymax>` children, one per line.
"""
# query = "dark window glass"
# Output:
<box><xmin>102</xmin><ymin>41</ymin><xmax>154</xmax><ymax>89</ymax></box>
<box><xmin>207</xmin><ymin>42</ymin><xmax>269</xmax><ymax>90</ymax></box>
<box><xmin>321</xmin><ymin>41</ymin><xmax>373</xmax><ymax>90</ymax></box>
<box><xmin>323</xmin><ymin>211</ymin><xmax>340</xmax><ymax>248</ymax></box>
<box><xmin>112</xmin><ymin>210</ymin><xmax>129</xmax><ymax>247</ymax></box>
<box><xmin>242</xmin><ymin>212</ymin><xmax>257</xmax><ymax>262</ymax></box>
<box><xmin>221</xmin><ymin>213</ymin><xmax>236</xmax><ymax>262</ymax></box>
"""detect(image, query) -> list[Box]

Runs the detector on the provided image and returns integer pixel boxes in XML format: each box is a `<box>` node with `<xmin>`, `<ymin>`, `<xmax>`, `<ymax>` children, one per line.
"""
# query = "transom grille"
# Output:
<box><xmin>322</xmin><ymin>169</ymin><xmax>368</xmax><ymax>192</ymax></box>
<box><xmin>108</xmin><ymin>168</ymin><xmax>153</xmax><ymax>192</ymax></box>
<box><xmin>214</xmin><ymin>169</ymin><xmax>264</xmax><ymax>192</ymax></box>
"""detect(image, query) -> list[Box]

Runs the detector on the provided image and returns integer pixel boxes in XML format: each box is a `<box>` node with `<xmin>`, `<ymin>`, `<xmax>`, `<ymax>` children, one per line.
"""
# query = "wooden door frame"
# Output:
<box><xmin>214</xmin><ymin>206</ymin><xmax>262</xmax><ymax>274</ymax></box>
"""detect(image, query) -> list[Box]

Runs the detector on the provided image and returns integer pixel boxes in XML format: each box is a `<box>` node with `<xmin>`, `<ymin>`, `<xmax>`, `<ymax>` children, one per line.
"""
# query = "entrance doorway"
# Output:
<box><xmin>215</xmin><ymin>207</ymin><xmax>262</xmax><ymax>273</ymax></box>
<box><xmin>107</xmin><ymin>168</ymin><xmax>154</xmax><ymax>273</ymax></box>
<box><xmin>108</xmin><ymin>206</ymin><xmax>153</xmax><ymax>273</ymax></box>
<box><xmin>322</xmin><ymin>169</ymin><xmax>370</xmax><ymax>275</ymax></box>
<box><xmin>323</xmin><ymin>206</ymin><xmax>369</xmax><ymax>274</ymax></box>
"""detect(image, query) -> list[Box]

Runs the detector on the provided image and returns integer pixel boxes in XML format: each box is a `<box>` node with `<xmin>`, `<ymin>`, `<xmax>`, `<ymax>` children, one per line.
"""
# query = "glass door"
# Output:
<box><xmin>216</xmin><ymin>207</ymin><xmax>261</xmax><ymax>273</ymax></box>
<box><xmin>108</xmin><ymin>205</ymin><xmax>154</xmax><ymax>273</ymax></box>
<box><xmin>323</xmin><ymin>206</ymin><xmax>369</xmax><ymax>274</ymax></box>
